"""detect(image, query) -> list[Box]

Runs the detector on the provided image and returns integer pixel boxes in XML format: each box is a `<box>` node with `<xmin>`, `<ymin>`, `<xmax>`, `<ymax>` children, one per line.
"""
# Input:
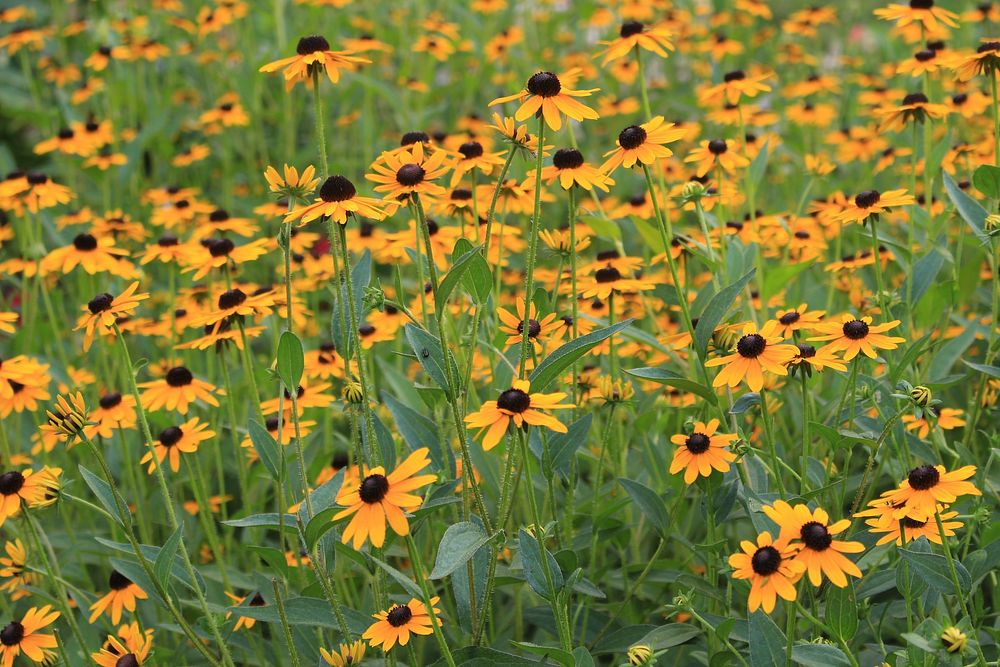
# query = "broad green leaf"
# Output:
<box><xmin>229</xmin><ymin>596</ymin><xmax>368</xmax><ymax>633</ymax></box>
<box><xmin>79</xmin><ymin>465</ymin><xmax>130</xmax><ymax>527</ymax></box>
<box><xmin>618</xmin><ymin>478</ymin><xmax>670</xmax><ymax>537</ymax></box>
<box><xmin>962</xmin><ymin>359</ymin><xmax>1000</xmax><ymax>379</ymax></box>
<box><xmin>903</xmin><ymin>249</ymin><xmax>946</xmax><ymax>307</ymax></box>
<box><xmin>405</xmin><ymin>323</ymin><xmax>455</xmax><ymax>396</ymax></box>
<box><xmin>825</xmin><ymin>581</ymin><xmax>858</xmax><ymax>641</ymax></box>
<box><xmin>382</xmin><ymin>390</ymin><xmax>444</xmax><ymax>470</ymax></box>
<box><xmin>437</xmin><ymin>242</ymin><xmax>485</xmax><ymax>311</ymax></box>
<box><xmin>368</xmin><ymin>554</ymin><xmax>424</xmax><ymax>598</ymax></box>
<box><xmin>304</xmin><ymin>506</ymin><xmax>340</xmax><ymax>551</ymax></box>
<box><xmin>247</xmin><ymin>420</ymin><xmax>281</xmax><ymax>480</ymax></box>
<box><xmin>625</xmin><ymin>367</ymin><xmax>718</xmax><ymax>405</ymax></box>
<box><xmin>973</xmin><ymin>163</ymin><xmax>1000</xmax><ymax>199</ymax></box>
<box><xmin>900</xmin><ymin>544</ymin><xmax>970</xmax><ymax>595</ymax></box>
<box><xmin>943</xmin><ymin>171</ymin><xmax>990</xmax><ymax>244</ymax></box>
<box><xmin>453</xmin><ymin>238</ymin><xmax>493</xmax><ymax>304</ymax></box>
<box><xmin>429</xmin><ymin>521</ymin><xmax>493</xmax><ymax>579</ymax></box>
<box><xmin>222</xmin><ymin>513</ymin><xmax>297</xmax><ymax>529</ymax></box>
<box><xmin>748</xmin><ymin>141</ymin><xmax>770</xmax><ymax>191</ymax></box>
<box><xmin>791</xmin><ymin>644</ymin><xmax>852</xmax><ymax>667</ymax></box>
<box><xmin>637</xmin><ymin>623</ymin><xmax>701</xmax><ymax>649</ymax></box>
<box><xmin>694</xmin><ymin>269</ymin><xmax>756</xmax><ymax>355</ymax></box>
<box><xmin>95</xmin><ymin>538</ymin><xmax>205</xmax><ymax>594</ymax></box>
<box><xmin>298</xmin><ymin>467</ymin><xmax>345</xmax><ymax>526</ymax></box>
<box><xmin>518</xmin><ymin>528</ymin><xmax>563</xmax><ymax>599</ymax></box>
<box><xmin>276</xmin><ymin>331</ymin><xmax>304</xmax><ymax>392</ymax></box>
<box><xmin>749</xmin><ymin>611</ymin><xmax>785</xmax><ymax>667</ymax></box>
<box><xmin>547</xmin><ymin>414</ymin><xmax>592</xmax><ymax>478</ymax></box>
<box><xmin>431</xmin><ymin>647</ymin><xmax>543</xmax><ymax>666</ymax></box>
<box><xmin>528</xmin><ymin>318</ymin><xmax>634</xmax><ymax>391</ymax></box>
<box><xmin>572</xmin><ymin>647</ymin><xmax>596</xmax><ymax>667</ymax></box>
<box><xmin>153</xmin><ymin>524</ymin><xmax>183</xmax><ymax>590</ymax></box>
<box><xmin>509</xmin><ymin>642</ymin><xmax>574</xmax><ymax>667</ymax></box>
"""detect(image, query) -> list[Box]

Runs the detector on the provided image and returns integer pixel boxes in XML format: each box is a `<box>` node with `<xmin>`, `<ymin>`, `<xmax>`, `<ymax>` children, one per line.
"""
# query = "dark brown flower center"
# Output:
<box><xmin>854</xmin><ymin>190</ymin><xmax>881</xmax><ymax>208</ymax></box>
<box><xmin>0</xmin><ymin>621</ymin><xmax>24</xmax><ymax>646</ymax></box>
<box><xmin>841</xmin><ymin>319</ymin><xmax>869</xmax><ymax>340</ymax></box>
<box><xmin>208</xmin><ymin>238</ymin><xmax>235</xmax><ymax>257</ymax></box>
<box><xmin>526</xmin><ymin>71</ymin><xmax>561</xmax><ymax>97</ymax></box>
<box><xmin>458</xmin><ymin>141</ymin><xmax>483</xmax><ymax>159</ymax></box>
<box><xmin>396</xmin><ymin>164</ymin><xmax>425</xmax><ymax>186</ymax></box>
<box><xmin>158</xmin><ymin>235</ymin><xmax>179</xmax><ymax>246</ymax></box>
<box><xmin>685</xmin><ymin>433</ymin><xmax>711</xmax><ymax>454</ymax></box>
<box><xmin>115</xmin><ymin>654</ymin><xmax>140</xmax><ymax>667</ymax></box>
<box><xmin>902</xmin><ymin>516</ymin><xmax>927</xmax><ymax>528</ymax></box>
<box><xmin>724</xmin><ymin>69</ymin><xmax>746</xmax><ymax>81</ymax></box>
<box><xmin>708</xmin><ymin>139</ymin><xmax>728</xmax><ymax>155</ymax></box>
<box><xmin>796</xmin><ymin>344</ymin><xmax>816</xmax><ymax>359</ymax></box>
<box><xmin>620</xmin><ymin>21</ymin><xmax>644</xmax><ymax>38</ymax></box>
<box><xmin>595</xmin><ymin>266</ymin><xmax>622</xmax><ymax>283</ymax></box>
<box><xmin>386</xmin><ymin>604</ymin><xmax>413</xmax><ymax>627</ymax></box>
<box><xmin>165</xmin><ymin>366</ymin><xmax>193</xmax><ymax>387</ymax></box>
<box><xmin>320</xmin><ymin>175</ymin><xmax>356</xmax><ymax>202</ymax></box>
<box><xmin>88</xmin><ymin>292</ymin><xmax>114</xmax><ymax>314</ymax></box>
<box><xmin>497</xmin><ymin>388</ymin><xmax>531</xmax><ymax>413</ymax></box>
<box><xmin>517</xmin><ymin>319</ymin><xmax>542</xmax><ymax>338</ymax></box>
<box><xmin>100</xmin><ymin>392</ymin><xmax>123</xmax><ymax>409</ymax></box>
<box><xmin>296</xmin><ymin>35</ymin><xmax>330</xmax><ymax>55</ymax></box>
<box><xmin>218</xmin><ymin>289</ymin><xmax>247</xmax><ymax>310</ymax></box>
<box><xmin>909</xmin><ymin>0</ymin><xmax>933</xmax><ymax>8</ymax></box>
<box><xmin>400</xmin><ymin>131</ymin><xmax>429</xmax><ymax>146</ymax></box>
<box><xmin>0</xmin><ymin>471</ymin><xmax>25</xmax><ymax>496</ymax></box>
<box><xmin>908</xmin><ymin>464</ymin><xmax>940</xmax><ymax>490</ymax></box>
<box><xmin>74</xmin><ymin>233</ymin><xmax>98</xmax><ymax>251</ymax></box>
<box><xmin>750</xmin><ymin>545</ymin><xmax>781</xmax><ymax>575</ymax></box>
<box><xmin>736</xmin><ymin>333</ymin><xmax>766</xmax><ymax>358</ymax></box>
<box><xmin>778</xmin><ymin>311</ymin><xmax>801</xmax><ymax>325</ymax></box>
<box><xmin>902</xmin><ymin>92</ymin><xmax>929</xmax><ymax>106</ymax></box>
<box><xmin>109</xmin><ymin>570</ymin><xmax>132</xmax><ymax>590</ymax></box>
<box><xmin>209</xmin><ymin>209</ymin><xmax>229</xmax><ymax>222</ymax></box>
<box><xmin>358</xmin><ymin>474</ymin><xmax>389</xmax><ymax>503</ymax></box>
<box><xmin>914</xmin><ymin>49</ymin><xmax>936</xmax><ymax>62</ymax></box>
<box><xmin>618</xmin><ymin>125</ymin><xmax>647</xmax><ymax>150</ymax></box>
<box><xmin>800</xmin><ymin>521</ymin><xmax>832</xmax><ymax>551</ymax></box>
<box><xmin>978</xmin><ymin>41</ymin><xmax>1000</xmax><ymax>53</ymax></box>
<box><xmin>552</xmin><ymin>148</ymin><xmax>584</xmax><ymax>170</ymax></box>
<box><xmin>159</xmin><ymin>426</ymin><xmax>183</xmax><ymax>447</ymax></box>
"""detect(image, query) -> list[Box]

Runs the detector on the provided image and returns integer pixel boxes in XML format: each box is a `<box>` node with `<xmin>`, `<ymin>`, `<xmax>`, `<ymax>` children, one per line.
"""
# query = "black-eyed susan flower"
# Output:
<box><xmin>91</xmin><ymin>621</ymin><xmax>153</xmax><ymax>667</ymax></box>
<box><xmin>941</xmin><ymin>627</ymin><xmax>967</xmax><ymax>654</ymax></box>
<box><xmin>264</xmin><ymin>163</ymin><xmax>321</xmax><ymax>200</ymax></box>
<box><xmin>363</xmin><ymin>597</ymin><xmax>441</xmax><ymax>651</ymax></box>
<box><xmin>74</xmin><ymin>282</ymin><xmax>149</xmax><ymax>351</ymax></box>
<box><xmin>40</xmin><ymin>392</ymin><xmax>90</xmax><ymax>443</ymax></box>
<box><xmin>0</xmin><ymin>605</ymin><xmax>60</xmax><ymax>666</ymax></box>
<box><xmin>856</xmin><ymin>497</ymin><xmax>962</xmax><ymax>545</ymax></box>
<box><xmin>684</xmin><ymin>139</ymin><xmax>750</xmax><ymax>178</ymax></box>
<box><xmin>139</xmin><ymin>418</ymin><xmax>216</xmax><ymax>473</ymax></box>
<box><xmin>808</xmin><ymin>315</ymin><xmax>906</xmax><ymax>360</ymax></box>
<box><xmin>138</xmin><ymin>366</ymin><xmax>219</xmax><ymax>414</ymax></box>
<box><xmin>40</xmin><ymin>232</ymin><xmax>133</xmax><ymax>278</ymax></box>
<box><xmin>833</xmin><ymin>189</ymin><xmax>915</xmax><ymax>225</ymax></box>
<box><xmin>668</xmin><ymin>419</ymin><xmax>738</xmax><ymax>484</ymax></box>
<box><xmin>763</xmin><ymin>501</ymin><xmax>863</xmax><ymax>588</ymax></box>
<box><xmin>366</xmin><ymin>148</ymin><xmax>451</xmax><ymax>202</ymax></box>
<box><xmin>284</xmin><ymin>175</ymin><xmax>391</xmax><ymax>225</ymax></box>
<box><xmin>321</xmin><ymin>640</ymin><xmax>366</xmax><ymax>666</ymax></box>
<box><xmin>333</xmin><ymin>447</ymin><xmax>436</xmax><ymax>549</ymax></box>
<box><xmin>601</xmin><ymin>116</ymin><xmax>687</xmax><ymax>173</ymax></box>
<box><xmin>771</xmin><ymin>304</ymin><xmax>825</xmax><ymax>338</ymax></box>
<box><xmin>706</xmin><ymin>321</ymin><xmax>798</xmax><ymax>392</ymax></box>
<box><xmin>465</xmin><ymin>379</ymin><xmax>573</xmax><ymax>450</ymax></box>
<box><xmin>259</xmin><ymin>35</ymin><xmax>369</xmax><ymax>89</ymax></box>
<box><xmin>86</xmin><ymin>392</ymin><xmax>138</xmax><ymax>439</ymax></box>
<box><xmin>883</xmin><ymin>464</ymin><xmax>981</xmax><ymax>521</ymax></box>
<box><xmin>699</xmin><ymin>69</ymin><xmax>771</xmax><ymax>106</ymax></box>
<box><xmin>902</xmin><ymin>407</ymin><xmax>966</xmax><ymax>439</ymax></box>
<box><xmin>537</xmin><ymin>148</ymin><xmax>614</xmax><ymax>191</ymax></box>
<box><xmin>497</xmin><ymin>298</ymin><xmax>560</xmax><ymax>350</ymax></box>
<box><xmin>788</xmin><ymin>344</ymin><xmax>848</xmax><ymax>375</ymax></box>
<box><xmin>875</xmin><ymin>92</ymin><xmax>949</xmax><ymax>132</ymax></box>
<box><xmin>180</xmin><ymin>237</ymin><xmax>271</xmax><ymax>281</ymax></box>
<box><xmin>190</xmin><ymin>288</ymin><xmax>277</xmax><ymax>333</ymax></box>
<box><xmin>0</xmin><ymin>539</ymin><xmax>30</xmax><ymax>601</ymax></box>
<box><xmin>953</xmin><ymin>41</ymin><xmax>1000</xmax><ymax>81</ymax></box>
<box><xmin>728</xmin><ymin>532</ymin><xmax>804</xmax><ymax>613</ymax></box>
<box><xmin>597</xmin><ymin>20</ymin><xmax>673</xmax><ymax>64</ymax></box>
<box><xmin>580</xmin><ymin>263</ymin><xmax>657</xmax><ymax>300</ymax></box>
<box><xmin>874</xmin><ymin>1</ymin><xmax>959</xmax><ymax>33</ymax></box>
<box><xmin>489</xmin><ymin>71</ymin><xmax>599</xmax><ymax>132</ymax></box>
<box><xmin>88</xmin><ymin>571</ymin><xmax>148</xmax><ymax>623</ymax></box>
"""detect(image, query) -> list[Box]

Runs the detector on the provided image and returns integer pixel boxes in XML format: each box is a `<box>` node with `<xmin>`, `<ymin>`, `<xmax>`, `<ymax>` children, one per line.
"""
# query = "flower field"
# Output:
<box><xmin>1</xmin><ymin>1</ymin><xmax>1000</xmax><ymax>665</ymax></box>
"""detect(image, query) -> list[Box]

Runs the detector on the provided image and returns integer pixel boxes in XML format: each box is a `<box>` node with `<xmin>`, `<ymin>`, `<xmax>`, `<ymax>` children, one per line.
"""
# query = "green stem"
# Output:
<box><xmin>405</xmin><ymin>535</ymin><xmax>458</xmax><ymax>667</ymax></box>
<box><xmin>519</xmin><ymin>116</ymin><xmax>546</xmax><ymax>377</ymax></box>
<box><xmin>272</xmin><ymin>578</ymin><xmax>302</xmax><ymax>667</ymax></box>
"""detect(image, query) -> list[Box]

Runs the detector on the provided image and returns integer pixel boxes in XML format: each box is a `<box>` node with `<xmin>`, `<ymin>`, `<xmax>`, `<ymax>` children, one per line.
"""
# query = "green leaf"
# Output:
<box><xmin>624</xmin><ymin>367</ymin><xmax>718</xmax><ymax>405</ymax></box>
<box><xmin>528</xmin><ymin>319</ymin><xmax>634</xmax><ymax>391</ymax></box>
<box><xmin>572</xmin><ymin>647</ymin><xmax>596</xmax><ymax>667</ymax></box>
<box><xmin>825</xmin><ymin>581</ymin><xmax>859</xmax><ymax>641</ymax></box>
<box><xmin>437</xmin><ymin>242</ymin><xmax>484</xmax><ymax>311</ymax></box>
<box><xmin>943</xmin><ymin>171</ymin><xmax>990</xmax><ymax>244</ymax></box>
<box><xmin>229</xmin><ymin>596</ymin><xmax>368</xmax><ymax>633</ymax></box>
<box><xmin>973</xmin><ymin>164</ymin><xmax>1000</xmax><ymax>199</ymax></box>
<box><xmin>508</xmin><ymin>642</ymin><xmax>574</xmax><ymax>667</ymax></box>
<box><xmin>903</xmin><ymin>249</ymin><xmax>946</xmax><ymax>307</ymax></box>
<box><xmin>368</xmin><ymin>554</ymin><xmax>424</xmax><ymax>598</ymax></box>
<box><xmin>453</xmin><ymin>238</ymin><xmax>493</xmax><ymax>304</ymax></box>
<box><xmin>637</xmin><ymin>623</ymin><xmax>701</xmax><ymax>649</ymax></box>
<box><xmin>749</xmin><ymin>611</ymin><xmax>786</xmax><ymax>667</ymax></box>
<box><xmin>95</xmin><ymin>538</ymin><xmax>205</xmax><ymax>594</ymax></box>
<box><xmin>962</xmin><ymin>359</ymin><xmax>1000</xmax><ymax>379</ymax></box>
<box><xmin>431</xmin><ymin>647</ymin><xmax>542</xmax><ymax>666</ymax></box>
<box><xmin>405</xmin><ymin>324</ymin><xmax>455</xmax><ymax>396</ymax></box>
<box><xmin>299</xmin><ymin>467</ymin><xmax>345</xmax><ymax>526</ymax></box>
<box><xmin>304</xmin><ymin>507</ymin><xmax>340</xmax><ymax>551</ymax></box>
<box><xmin>382</xmin><ymin>391</ymin><xmax>445</xmax><ymax>470</ymax></box>
<box><xmin>631</xmin><ymin>216</ymin><xmax>665</xmax><ymax>253</ymax></box>
<box><xmin>930</xmin><ymin>326</ymin><xmax>976</xmax><ymax>381</ymax></box>
<box><xmin>547</xmin><ymin>414</ymin><xmax>592</xmax><ymax>478</ymax></box>
<box><xmin>618</xmin><ymin>478</ymin><xmax>670</xmax><ymax>537</ymax></box>
<box><xmin>153</xmin><ymin>524</ymin><xmax>183</xmax><ymax>590</ymax></box>
<box><xmin>900</xmin><ymin>543</ymin><xmax>971</xmax><ymax>595</ymax></box>
<box><xmin>276</xmin><ymin>331</ymin><xmax>304</xmax><ymax>392</ymax></box>
<box><xmin>222</xmin><ymin>513</ymin><xmax>297</xmax><ymax>529</ymax></box>
<box><xmin>748</xmin><ymin>141</ymin><xmax>770</xmax><ymax>191</ymax></box>
<box><xmin>518</xmin><ymin>528</ymin><xmax>563</xmax><ymax>599</ymax></box>
<box><xmin>790</xmin><ymin>644</ymin><xmax>853</xmax><ymax>667</ymax></box>
<box><xmin>331</xmin><ymin>249</ymin><xmax>372</xmax><ymax>358</ymax></box>
<box><xmin>694</xmin><ymin>269</ymin><xmax>756</xmax><ymax>356</ymax></box>
<box><xmin>430</xmin><ymin>521</ymin><xmax>494</xmax><ymax>579</ymax></box>
<box><xmin>247</xmin><ymin>420</ymin><xmax>281</xmax><ymax>480</ymax></box>
<box><xmin>78</xmin><ymin>465</ymin><xmax>129</xmax><ymax>527</ymax></box>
